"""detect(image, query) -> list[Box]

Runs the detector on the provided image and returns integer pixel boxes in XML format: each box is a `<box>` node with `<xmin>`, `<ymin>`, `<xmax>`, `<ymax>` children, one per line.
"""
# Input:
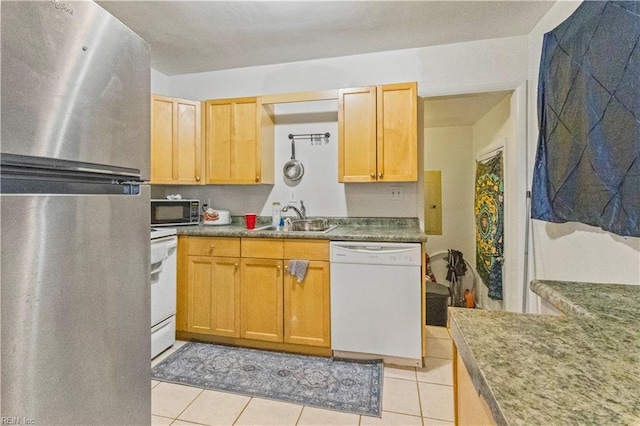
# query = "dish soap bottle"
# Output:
<box><xmin>272</xmin><ymin>202</ymin><xmax>281</xmax><ymax>228</ymax></box>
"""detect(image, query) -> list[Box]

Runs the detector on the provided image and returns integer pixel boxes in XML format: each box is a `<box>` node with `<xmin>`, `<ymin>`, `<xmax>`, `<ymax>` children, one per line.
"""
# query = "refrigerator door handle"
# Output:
<box><xmin>1</xmin><ymin>153</ymin><xmax>141</xmax><ymax>179</ymax></box>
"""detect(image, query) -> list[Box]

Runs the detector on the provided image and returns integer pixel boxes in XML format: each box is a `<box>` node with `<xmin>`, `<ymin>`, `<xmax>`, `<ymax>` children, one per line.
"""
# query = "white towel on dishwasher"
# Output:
<box><xmin>287</xmin><ymin>260</ymin><xmax>310</xmax><ymax>283</ymax></box>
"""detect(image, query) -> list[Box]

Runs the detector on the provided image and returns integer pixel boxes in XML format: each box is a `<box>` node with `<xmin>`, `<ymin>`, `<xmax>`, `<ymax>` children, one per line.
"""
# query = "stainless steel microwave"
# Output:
<box><xmin>151</xmin><ymin>199</ymin><xmax>200</xmax><ymax>226</ymax></box>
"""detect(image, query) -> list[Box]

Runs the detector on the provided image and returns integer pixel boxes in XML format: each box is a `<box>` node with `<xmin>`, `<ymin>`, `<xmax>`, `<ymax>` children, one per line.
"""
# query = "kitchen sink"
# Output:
<box><xmin>253</xmin><ymin>218</ymin><xmax>336</xmax><ymax>233</ymax></box>
<box><xmin>291</xmin><ymin>218</ymin><xmax>329</xmax><ymax>231</ymax></box>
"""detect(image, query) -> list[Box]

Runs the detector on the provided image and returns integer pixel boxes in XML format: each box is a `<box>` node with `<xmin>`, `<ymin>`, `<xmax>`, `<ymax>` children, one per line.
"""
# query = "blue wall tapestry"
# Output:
<box><xmin>475</xmin><ymin>151</ymin><xmax>504</xmax><ymax>301</ymax></box>
<box><xmin>531</xmin><ymin>1</ymin><xmax>640</xmax><ymax>237</ymax></box>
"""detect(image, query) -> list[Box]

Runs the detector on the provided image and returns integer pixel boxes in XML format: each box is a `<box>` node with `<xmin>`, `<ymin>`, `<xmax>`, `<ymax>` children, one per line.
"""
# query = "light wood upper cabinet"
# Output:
<box><xmin>204</xmin><ymin>97</ymin><xmax>275</xmax><ymax>184</ymax></box>
<box><xmin>151</xmin><ymin>95</ymin><xmax>202</xmax><ymax>185</ymax></box>
<box><xmin>338</xmin><ymin>82</ymin><xmax>418</xmax><ymax>182</ymax></box>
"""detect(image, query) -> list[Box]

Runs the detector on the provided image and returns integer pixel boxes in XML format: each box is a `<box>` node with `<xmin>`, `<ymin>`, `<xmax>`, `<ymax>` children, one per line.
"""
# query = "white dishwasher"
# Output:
<box><xmin>330</xmin><ymin>241</ymin><xmax>422</xmax><ymax>367</ymax></box>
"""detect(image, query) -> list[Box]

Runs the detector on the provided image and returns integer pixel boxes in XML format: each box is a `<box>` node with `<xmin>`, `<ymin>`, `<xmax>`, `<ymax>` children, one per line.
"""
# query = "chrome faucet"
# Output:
<box><xmin>281</xmin><ymin>200</ymin><xmax>306</xmax><ymax>220</ymax></box>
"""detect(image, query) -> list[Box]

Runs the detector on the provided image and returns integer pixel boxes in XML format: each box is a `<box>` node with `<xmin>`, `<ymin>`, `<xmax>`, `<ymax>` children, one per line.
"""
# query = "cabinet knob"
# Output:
<box><xmin>378</xmin><ymin>172</ymin><xmax>383</xmax><ymax>179</ymax></box>
<box><xmin>196</xmin><ymin>176</ymin><xmax>200</xmax><ymax>182</ymax></box>
<box><xmin>234</xmin><ymin>263</ymin><xmax>239</xmax><ymax>268</ymax></box>
<box><xmin>255</xmin><ymin>176</ymin><xmax>260</xmax><ymax>182</ymax></box>
<box><xmin>370</xmin><ymin>172</ymin><xmax>375</xmax><ymax>179</ymax></box>
<box><xmin>277</xmin><ymin>265</ymin><xmax>281</xmax><ymax>271</ymax></box>
<box><xmin>209</xmin><ymin>244</ymin><xmax>215</xmax><ymax>249</ymax></box>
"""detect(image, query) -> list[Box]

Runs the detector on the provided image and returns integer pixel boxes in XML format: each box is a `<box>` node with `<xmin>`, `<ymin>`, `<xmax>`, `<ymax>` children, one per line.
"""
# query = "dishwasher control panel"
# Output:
<box><xmin>329</xmin><ymin>242</ymin><xmax>421</xmax><ymax>266</ymax></box>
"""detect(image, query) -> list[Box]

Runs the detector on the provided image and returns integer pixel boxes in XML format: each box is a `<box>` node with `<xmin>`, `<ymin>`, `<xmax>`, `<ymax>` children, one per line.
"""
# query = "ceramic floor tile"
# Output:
<box><xmin>384</xmin><ymin>365</ymin><xmax>417</xmax><ymax>381</ymax></box>
<box><xmin>423</xmin><ymin>416</ymin><xmax>454</xmax><ymax>426</ymax></box>
<box><xmin>381</xmin><ymin>377</ymin><xmax>421</xmax><ymax>417</ymax></box>
<box><xmin>170</xmin><ymin>421</ymin><xmax>203</xmax><ymax>426</ymax></box>
<box><xmin>418</xmin><ymin>382</ymin><xmax>454</xmax><ymax>422</ymax></box>
<box><xmin>177</xmin><ymin>389</ymin><xmax>250</xmax><ymax>426</ymax></box>
<box><xmin>425</xmin><ymin>325</ymin><xmax>451</xmax><ymax>340</ymax></box>
<box><xmin>426</xmin><ymin>338</ymin><xmax>453</xmax><ymax>360</ymax></box>
<box><xmin>234</xmin><ymin>397</ymin><xmax>303</xmax><ymax>426</ymax></box>
<box><xmin>416</xmin><ymin>358</ymin><xmax>453</xmax><ymax>386</ymax></box>
<box><xmin>296</xmin><ymin>406</ymin><xmax>360</xmax><ymax>425</ymax></box>
<box><xmin>151</xmin><ymin>382</ymin><xmax>203</xmax><ymax>419</ymax></box>
<box><xmin>360</xmin><ymin>411</ymin><xmax>423</xmax><ymax>425</ymax></box>
<box><xmin>151</xmin><ymin>415</ymin><xmax>173</xmax><ymax>426</ymax></box>
<box><xmin>152</xmin><ymin>380</ymin><xmax>160</xmax><ymax>388</ymax></box>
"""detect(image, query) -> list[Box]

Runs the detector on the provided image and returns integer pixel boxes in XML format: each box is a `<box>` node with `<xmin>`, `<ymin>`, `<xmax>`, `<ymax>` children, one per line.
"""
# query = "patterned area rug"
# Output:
<box><xmin>151</xmin><ymin>342</ymin><xmax>383</xmax><ymax>417</ymax></box>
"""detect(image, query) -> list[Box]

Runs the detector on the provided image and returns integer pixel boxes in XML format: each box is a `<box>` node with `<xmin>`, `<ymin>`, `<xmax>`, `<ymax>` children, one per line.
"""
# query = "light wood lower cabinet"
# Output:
<box><xmin>182</xmin><ymin>237</ymin><xmax>241</xmax><ymax>337</ymax></box>
<box><xmin>453</xmin><ymin>343</ymin><xmax>497</xmax><ymax>425</ymax></box>
<box><xmin>187</xmin><ymin>256</ymin><xmax>240</xmax><ymax>337</ymax></box>
<box><xmin>240</xmin><ymin>257</ymin><xmax>284</xmax><ymax>342</ymax></box>
<box><xmin>177</xmin><ymin>236</ymin><xmax>331</xmax><ymax>352</ymax></box>
<box><xmin>283</xmin><ymin>260</ymin><xmax>330</xmax><ymax>347</ymax></box>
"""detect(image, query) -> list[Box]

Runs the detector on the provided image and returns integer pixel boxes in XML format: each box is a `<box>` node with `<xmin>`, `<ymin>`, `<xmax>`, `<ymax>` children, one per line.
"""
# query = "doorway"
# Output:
<box><xmin>422</xmin><ymin>84</ymin><xmax>527</xmax><ymax>313</ymax></box>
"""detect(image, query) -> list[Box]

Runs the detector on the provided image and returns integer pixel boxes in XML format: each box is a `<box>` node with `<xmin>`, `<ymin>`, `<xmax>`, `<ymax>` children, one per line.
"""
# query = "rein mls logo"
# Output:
<box><xmin>49</xmin><ymin>0</ymin><xmax>73</xmax><ymax>15</ymax></box>
<box><xmin>1</xmin><ymin>418</ymin><xmax>35</xmax><ymax>425</ymax></box>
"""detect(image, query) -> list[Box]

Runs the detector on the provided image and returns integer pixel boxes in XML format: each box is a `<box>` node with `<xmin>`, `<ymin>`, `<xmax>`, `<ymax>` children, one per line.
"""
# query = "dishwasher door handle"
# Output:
<box><xmin>334</xmin><ymin>246</ymin><xmax>417</xmax><ymax>255</ymax></box>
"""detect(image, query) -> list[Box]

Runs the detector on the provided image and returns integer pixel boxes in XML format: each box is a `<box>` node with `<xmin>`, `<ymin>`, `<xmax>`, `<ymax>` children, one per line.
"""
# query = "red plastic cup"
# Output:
<box><xmin>245</xmin><ymin>213</ymin><xmax>257</xmax><ymax>229</ymax></box>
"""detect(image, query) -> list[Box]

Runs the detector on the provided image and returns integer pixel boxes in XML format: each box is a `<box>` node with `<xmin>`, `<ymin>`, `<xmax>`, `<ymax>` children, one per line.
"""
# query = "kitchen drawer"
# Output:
<box><xmin>241</xmin><ymin>238</ymin><xmax>283</xmax><ymax>259</ymax></box>
<box><xmin>284</xmin><ymin>240</ymin><xmax>329</xmax><ymax>261</ymax></box>
<box><xmin>188</xmin><ymin>237</ymin><xmax>240</xmax><ymax>257</ymax></box>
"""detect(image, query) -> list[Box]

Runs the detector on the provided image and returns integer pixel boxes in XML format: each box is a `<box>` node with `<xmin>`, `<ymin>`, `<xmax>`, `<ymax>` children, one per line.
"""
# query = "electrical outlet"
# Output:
<box><xmin>390</xmin><ymin>185</ymin><xmax>404</xmax><ymax>200</ymax></box>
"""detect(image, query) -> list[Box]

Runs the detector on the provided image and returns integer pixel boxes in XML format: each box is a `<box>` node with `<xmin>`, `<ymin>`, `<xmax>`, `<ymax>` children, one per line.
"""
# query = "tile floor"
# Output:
<box><xmin>151</xmin><ymin>326</ymin><xmax>454</xmax><ymax>426</ymax></box>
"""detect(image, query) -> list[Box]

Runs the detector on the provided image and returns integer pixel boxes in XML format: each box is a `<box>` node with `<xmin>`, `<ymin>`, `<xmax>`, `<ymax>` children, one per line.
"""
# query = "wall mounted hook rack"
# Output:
<box><xmin>288</xmin><ymin>132</ymin><xmax>331</xmax><ymax>145</ymax></box>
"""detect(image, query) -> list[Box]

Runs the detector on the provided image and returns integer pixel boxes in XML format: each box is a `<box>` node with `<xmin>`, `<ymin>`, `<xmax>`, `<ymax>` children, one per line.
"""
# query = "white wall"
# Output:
<box><xmin>526</xmin><ymin>1</ymin><xmax>640</xmax><ymax>307</ymax></box>
<box><xmin>472</xmin><ymin>94</ymin><xmax>512</xmax><ymax>157</ymax></box>
<box><xmin>423</xmin><ymin>94</ymin><xmax>514</xmax><ymax>312</ymax></box>
<box><xmin>423</xmin><ymin>126</ymin><xmax>476</xmax><ymax>304</ymax></box>
<box><xmin>151</xmin><ymin>68</ymin><xmax>170</xmax><ymax>95</ymax></box>
<box><xmin>153</xmin><ymin>35</ymin><xmax>529</xmax><ymax>221</ymax></box>
<box><xmin>164</xmin><ymin>36</ymin><xmax>529</xmax><ymax>100</ymax></box>
<box><xmin>471</xmin><ymin>93</ymin><xmax>514</xmax><ymax>311</ymax></box>
<box><xmin>424</xmin><ymin>126</ymin><xmax>474</xmax><ymax>259</ymax></box>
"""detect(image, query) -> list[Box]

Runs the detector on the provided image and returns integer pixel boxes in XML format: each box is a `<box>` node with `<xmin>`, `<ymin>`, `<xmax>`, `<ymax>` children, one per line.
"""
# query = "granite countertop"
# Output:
<box><xmin>448</xmin><ymin>280</ymin><xmax>640</xmax><ymax>425</ymax></box>
<box><xmin>173</xmin><ymin>217</ymin><xmax>427</xmax><ymax>243</ymax></box>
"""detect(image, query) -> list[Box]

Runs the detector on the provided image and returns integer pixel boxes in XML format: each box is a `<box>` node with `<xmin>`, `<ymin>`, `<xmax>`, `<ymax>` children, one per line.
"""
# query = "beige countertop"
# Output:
<box><xmin>448</xmin><ymin>280</ymin><xmax>640</xmax><ymax>425</ymax></box>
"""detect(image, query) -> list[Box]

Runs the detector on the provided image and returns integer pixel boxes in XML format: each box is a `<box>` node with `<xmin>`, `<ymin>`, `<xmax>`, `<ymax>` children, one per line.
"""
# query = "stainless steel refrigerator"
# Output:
<box><xmin>1</xmin><ymin>1</ymin><xmax>151</xmax><ymax>424</ymax></box>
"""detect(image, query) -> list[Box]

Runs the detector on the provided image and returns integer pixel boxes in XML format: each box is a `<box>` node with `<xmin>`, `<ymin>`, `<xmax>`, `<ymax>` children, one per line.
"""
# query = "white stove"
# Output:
<box><xmin>150</xmin><ymin>227</ymin><xmax>177</xmax><ymax>358</ymax></box>
<box><xmin>151</xmin><ymin>227</ymin><xmax>177</xmax><ymax>240</ymax></box>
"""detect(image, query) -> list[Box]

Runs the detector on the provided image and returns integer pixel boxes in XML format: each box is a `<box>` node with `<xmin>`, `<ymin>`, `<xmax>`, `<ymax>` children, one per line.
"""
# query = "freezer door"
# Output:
<box><xmin>1</xmin><ymin>186</ymin><xmax>151</xmax><ymax>424</ymax></box>
<box><xmin>1</xmin><ymin>1</ymin><xmax>150</xmax><ymax>180</ymax></box>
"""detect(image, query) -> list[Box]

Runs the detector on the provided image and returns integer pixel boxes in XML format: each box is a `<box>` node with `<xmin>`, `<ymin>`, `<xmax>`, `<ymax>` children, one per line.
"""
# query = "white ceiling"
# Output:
<box><xmin>97</xmin><ymin>1</ymin><xmax>555</xmax><ymax>76</ymax></box>
<box><xmin>424</xmin><ymin>91</ymin><xmax>513</xmax><ymax>128</ymax></box>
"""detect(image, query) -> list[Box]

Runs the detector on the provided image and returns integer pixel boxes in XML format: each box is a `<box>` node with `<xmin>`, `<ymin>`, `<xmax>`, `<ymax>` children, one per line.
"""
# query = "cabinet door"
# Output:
<box><xmin>377</xmin><ymin>82</ymin><xmax>418</xmax><ymax>182</ymax></box>
<box><xmin>338</xmin><ymin>87</ymin><xmax>377</xmax><ymax>182</ymax></box>
<box><xmin>240</xmin><ymin>258</ymin><xmax>284</xmax><ymax>342</ymax></box>
<box><xmin>283</xmin><ymin>261</ymin><xmax>331</xmax><ymax>347</ymax></box>
<box><xmin>205</xmin><ymin>98</ymin><xmax>261</xmax><ymax>184</ymax></box>
<box><xmin>151</xmin><ymin>95</ymin><xmax>202</xmax><ymax>184</ymax></box>
<box><xmin>455</xmin><ymin>349</ymin><xmax>497</xmax><ymax>425</ymax></box>
<box><xmin>187</xmin><ymin>256</ymin><xmax>240</xmax><ymax>337</ymax></box>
